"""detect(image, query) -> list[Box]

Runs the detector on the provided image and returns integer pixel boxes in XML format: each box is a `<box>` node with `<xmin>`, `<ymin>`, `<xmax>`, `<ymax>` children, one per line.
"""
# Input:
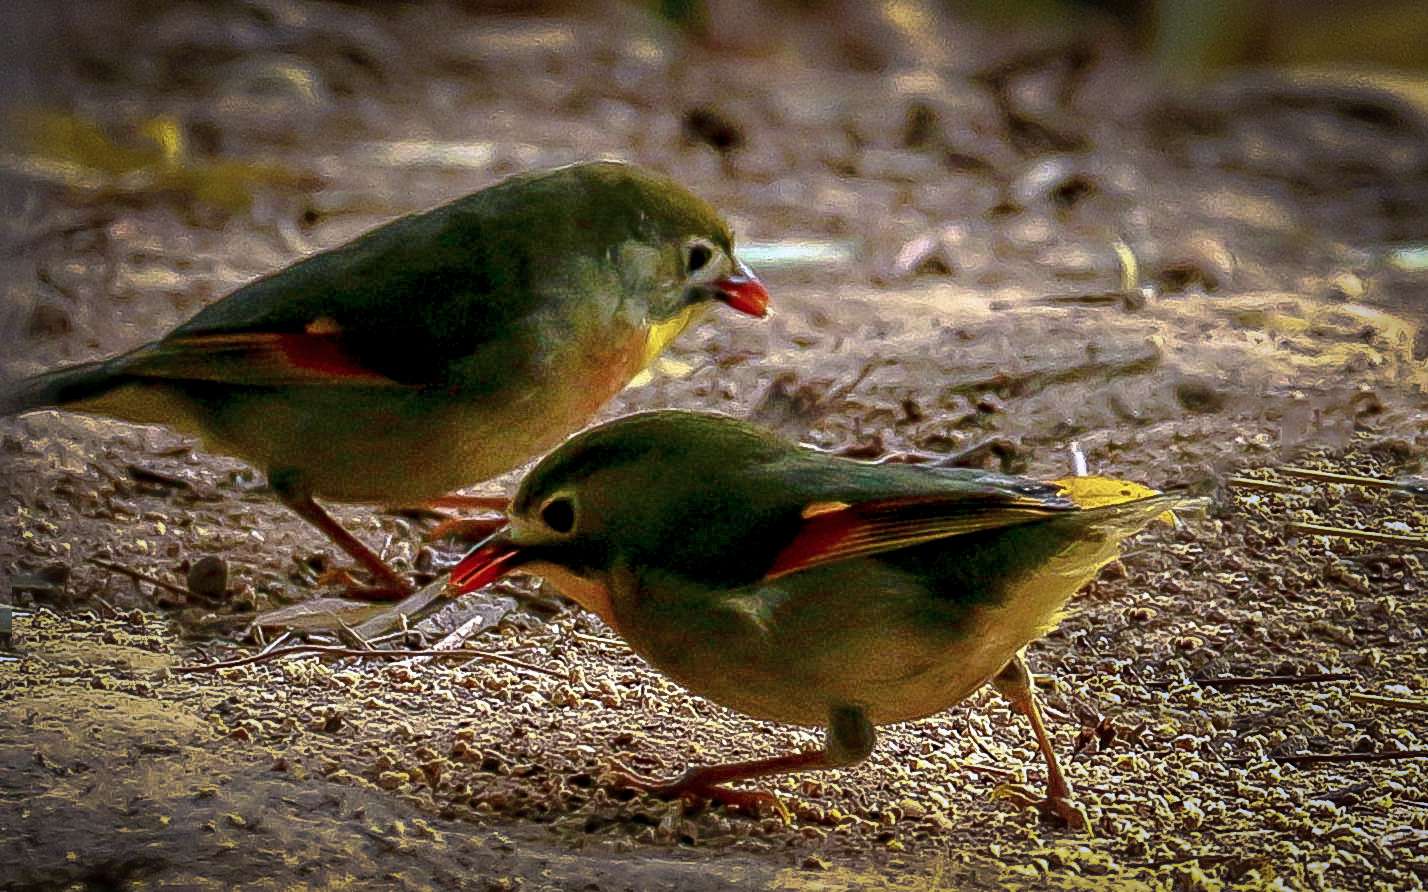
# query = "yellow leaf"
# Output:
<box><xmin>138</xmin><ymin>115</ymin><xmax>186</xmax><ymax>166</ymax></box>
<box><xmin>8</xmin><ymin>108</ymin><xmax>314</xmax><ymax>212</ymax></box>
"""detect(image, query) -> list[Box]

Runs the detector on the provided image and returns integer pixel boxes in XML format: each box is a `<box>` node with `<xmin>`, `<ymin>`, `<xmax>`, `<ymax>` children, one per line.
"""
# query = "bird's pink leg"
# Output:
<box><xmin>423</xmin><ymin>494</ymin><xmax>510</xmax><ymax>512</ymax></box>
<box><xmin>992</xmin><ymin>653</ymin><xmax>1086</xmax><ymax>829</ymax></box>
<box><xmin>281</xmin><ymin>492</ymin><xmax>413</xmax><ymax>600</ymax></box>
<box><xmin>421</xmin><ymin>494</ymin><xmax>510</xmax><ymax>543</ymax></box>
<box><xmin>612</xmin><ymin>750</ymin><xmax>830</xmax><ymax>815</ymax></box>
<box><xmin>426</xmin><ymin>516</ymin><xmax>507</xmax><ymax>543</ymax></box>
<box><xmin>611</xmin><ymin>705</ymin><xmax>875</xmax><ymax>817</ymax></box>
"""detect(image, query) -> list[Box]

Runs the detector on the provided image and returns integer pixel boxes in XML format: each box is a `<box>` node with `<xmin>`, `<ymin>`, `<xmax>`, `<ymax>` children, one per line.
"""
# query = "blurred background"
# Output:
<box><xmin>3</xmin><ymin>6</ymin><xmax>1427</xmax><ymax>888</ymax></box>
<box><xmin>2</xmin><ymin>0</ymin><xmax>1426</xmax><ymax>477</ymax></box>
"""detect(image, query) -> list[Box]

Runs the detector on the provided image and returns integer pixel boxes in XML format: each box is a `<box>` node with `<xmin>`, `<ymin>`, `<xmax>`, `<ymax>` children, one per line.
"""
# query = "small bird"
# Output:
<box><xmin>450</xmin><ymin>410</ymin><xmax>1191</xmax><ymax>824</ymax></box>
<box><xmin>2</xmin><ymin>162</ymin><xmax>769</xmax><ymax>596</ymax></box>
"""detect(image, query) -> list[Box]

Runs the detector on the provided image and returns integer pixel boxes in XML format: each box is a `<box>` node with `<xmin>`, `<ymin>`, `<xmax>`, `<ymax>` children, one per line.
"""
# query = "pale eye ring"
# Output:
<box><xmin>540</xmin><ymin>496</ymin><xmax>576</xmax><ymax>534</ymax></box>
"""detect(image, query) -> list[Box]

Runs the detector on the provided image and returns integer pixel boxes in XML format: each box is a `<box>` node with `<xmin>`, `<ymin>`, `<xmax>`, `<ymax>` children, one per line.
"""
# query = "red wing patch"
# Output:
<box><xmin>763</xmin><ymin>493</ymin><xmax>1069</xmax><ymax>581</ymax></box>
<box><xmin>130</xmin><ymin>332</ymin><xmax>404</xmax><ymax>387</ymax></box>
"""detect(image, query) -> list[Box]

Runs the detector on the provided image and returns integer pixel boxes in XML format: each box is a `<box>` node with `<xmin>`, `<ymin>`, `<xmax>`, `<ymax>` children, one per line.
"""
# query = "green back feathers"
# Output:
<box><xmin>2</xmin><ymin>162</ymin><xmax>739</xmax><ymax>406</ymax></box>
<box><xmin>512</xmin><ymin>409</ymin><xmax>788</xmax><ymax>514</ymax></box>
<box><xmin>164</xmin><ymin>162</ymin><xmax>728</xmax><ymax>384</ymax></box>
<box><xmin>513</xmin><ymin>410</ymin><xmax>1185</xmax><ymax>592</ymax></box>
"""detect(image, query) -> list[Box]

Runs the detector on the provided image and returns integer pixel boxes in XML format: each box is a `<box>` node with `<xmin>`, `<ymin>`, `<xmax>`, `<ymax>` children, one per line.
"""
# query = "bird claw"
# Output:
<box><xmin>314</xmin><ymin>568</ymin><xmax>413</xmax><ymax>601</ymax></box>
<box><xmin>991</xmin><ymin>784</ymin><xmax>1089</xmax><ymax>831</ymax></box>
<box><xmin>607</xmin><ymin>764</ymin><xmax>788</xmax><ymax>820</ymax></box>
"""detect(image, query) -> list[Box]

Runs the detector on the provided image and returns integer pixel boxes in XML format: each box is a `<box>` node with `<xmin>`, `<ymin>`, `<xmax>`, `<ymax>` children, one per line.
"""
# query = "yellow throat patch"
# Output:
<box><xmin>628</xmin><ymin>303</ymin><xmax>706</xmax><ymax>388</ymax></box>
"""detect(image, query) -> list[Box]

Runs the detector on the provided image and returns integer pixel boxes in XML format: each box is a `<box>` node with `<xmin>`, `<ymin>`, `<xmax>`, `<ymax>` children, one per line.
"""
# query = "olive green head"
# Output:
<box><xmin>449</xmin><ymin>411</ymin><xmax>794</xmax><ymax>594</ymax></box>
<box><xmin>519</xmin><ymin>408</ymin><xmax>782</xmax><ymax>528</ymax></box>
<box><xmin>489</xmin><ymin>161</ymin><xmax>768</xmax><ymax>322</ymax></box>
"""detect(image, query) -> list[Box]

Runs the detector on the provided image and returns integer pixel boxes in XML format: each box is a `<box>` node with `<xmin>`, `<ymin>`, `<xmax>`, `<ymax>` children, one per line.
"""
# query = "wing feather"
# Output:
<box><xmin>763</xmin><ymin>475</ymin><xmax>1187</xmax><ymax>581</ymax></box>
<box><xmin>764</xmin><ymin>491</ymin><xmax>1074</xmax><ymax>580</ymax></box>
<box><xmin>121</xmin><ymin>332</ymin><xmax>410</xmax><ymax>388</ymax></box>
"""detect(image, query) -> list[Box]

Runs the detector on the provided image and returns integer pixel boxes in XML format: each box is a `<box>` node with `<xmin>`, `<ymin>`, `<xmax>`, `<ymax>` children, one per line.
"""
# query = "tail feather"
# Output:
<box><xmin>1027</xmin><ymin>490</ymin><xmax>1203</xmax><ymax>632</ymax></box>
<box><xmin>1049</xmin><ymin>474</ymin><xmax>1210</xmax><ymax>539</ymax></box>
<box><xmin>0</xmin><ymin>358</ymin><xmax>125</xmax><ymax>417</ymax></box>
<box><xmin>1038</xmin><ymin>489</ymin><xmax>1202</xmax><ymax>586</ymax></box>
<box><xmin>1077</xmin><ymin>490</ymin><xmax>1202</xmax><ymax>538</ymax></box>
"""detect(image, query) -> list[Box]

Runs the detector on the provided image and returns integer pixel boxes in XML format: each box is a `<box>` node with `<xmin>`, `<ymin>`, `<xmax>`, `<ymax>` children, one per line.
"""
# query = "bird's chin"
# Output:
<box><xmin>522</xmin><ymin>560</ymin><xmax>617</xmax><ymax>628</ymax></box>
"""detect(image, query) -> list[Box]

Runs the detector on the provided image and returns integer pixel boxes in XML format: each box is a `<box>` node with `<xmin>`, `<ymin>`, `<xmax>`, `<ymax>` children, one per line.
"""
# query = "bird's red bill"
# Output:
<box><xmin>713</xmin><ymin>268</ymin><xmax>770</xmax><ymax>318</ymax></box>
<box><xmin>450</xmin><ymin>529</ymin><xmax>524</xmax><ymax>594</ymax></box>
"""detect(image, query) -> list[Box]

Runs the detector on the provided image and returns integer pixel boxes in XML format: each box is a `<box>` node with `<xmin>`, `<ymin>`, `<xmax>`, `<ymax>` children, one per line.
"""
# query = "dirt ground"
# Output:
<box><xmin>2</xmin><ymin>2</ymin><xmax>1427</xmax><ymax>890</ymax></box>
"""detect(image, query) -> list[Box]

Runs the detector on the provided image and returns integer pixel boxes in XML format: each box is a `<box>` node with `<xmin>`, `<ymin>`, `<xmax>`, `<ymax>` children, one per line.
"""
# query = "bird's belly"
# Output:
<box><xmin>624</xmin><ymin>554</ymin><xmax>1099</xmax><ymax>730</ymax></box>
<box><xmin>150</xmin><ymin>326</ymin><xmax>652</xmax><ymax>503</ymax></box>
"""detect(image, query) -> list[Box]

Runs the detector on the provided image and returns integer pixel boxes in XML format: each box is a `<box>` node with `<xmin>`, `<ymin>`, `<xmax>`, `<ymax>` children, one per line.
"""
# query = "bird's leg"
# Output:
<box><xmin>991</xmin><ymin>653</ymin><xmax>1086</xmax><ymax>830</ymax></box>
<box><xmin>614</xmin><ymin>750</ymin><xmax>823</xmax><ymax>817</ymax></box>
<box><xmin>427</xmin><ymin>516</ymin><xmax>507</xmax><ymax>543</ymax></box>
<box><xmin>611</xmin><ymin>706</ymin><xmax>874</xmax><ymax>817</ymax></box>
<box><xmin>422</xmin><ymin>494</ymin><xmax>510</xmax><ymax>543</ymax></box>
<box><xmin>423</xmin><ymin>494</ymin><xmax>510</xmax><ymax>512</ymax></box>
<box><xmin>276</xmin><ymin>484</ymin><xmax>413</xmax><ymax>601</ymax></box>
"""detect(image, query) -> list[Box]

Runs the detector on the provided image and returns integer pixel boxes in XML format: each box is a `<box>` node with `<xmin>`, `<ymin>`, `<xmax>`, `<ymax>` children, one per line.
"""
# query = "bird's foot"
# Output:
<box><xmin>314</xmin><ymin>568</ymin><xmax>414</xmax><ymax>602</ymax></box>
<box><xmin>421</xmin><ymin>494</ymin><xmax>508</xmax><ymax>543</ymax></box>
<box><xmin>426</xmin><ymin>516</ymin><xmax>507</xmax><ymax>544</ymax></box>
<box><xmin>992</xmin><ymin>784</ymin><xmax>1089</xmax><ymax>831</ymax></box>
<box><xmin>608</xmin><ymin>763</ymin><xmax>788</xmax><ymax>820</ymax></box>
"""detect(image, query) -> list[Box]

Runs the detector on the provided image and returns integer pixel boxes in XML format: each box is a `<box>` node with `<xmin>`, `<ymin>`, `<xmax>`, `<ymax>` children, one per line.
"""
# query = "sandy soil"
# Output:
<box><xmin>2</xmin><ymin>2</ymin><xmax>1427</xmax><ymax>889</ymax></box>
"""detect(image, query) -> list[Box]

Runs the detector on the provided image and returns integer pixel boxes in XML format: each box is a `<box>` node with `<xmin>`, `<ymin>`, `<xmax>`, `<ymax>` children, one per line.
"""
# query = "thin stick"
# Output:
<box><xmin>89</xmin><ymin>557</ymin><xmax>193</xmax><ymax>599</ymax></box>
<box><xmin>259</xmin><ymin>631</ymin><xmax>294</xmax><ymax>656</ymax></box>
<box><xmin>1287</xmin><ymin>522</ymin><xmax>1428</xmax><ymax>548</ymax></box>
<box><xmin>334</xmin><ymin>617</ymin><xmax>375</xmax><ymax>651</ymax></box>
<box><xmin>1270</xmin><ymin>749</ymin><xmax>1428</xmax><ymax>767</ymax></box>
<box><xmin>400</xmin><ymin>613</ymin><xmax>497</xmax><ymax>666</ymax></box>
<box><xmin>1037</xmin><ymin>290</ymin><xmax>1139</xmax><ymax>307</ymax></box>
<box><xmin>1218</xmin><ymin>750</ymin><xmax>1428</xmax><ymax>767</ymax></box>
<box><xmin>173</xmin><ymin>644</ymin><xmax>562</xmax><ymax>677</ymax></box>
<box><xmin>570</xmin><ymin>630</ymin><xmax>627</xmax><ymax>649</ymax></box>
<box><xmin>1349</xmin><ymin>692</ymin><xmax>1428</xmax><ymax>713</ymax></box>
<box><xmin>1113</xmin><ymin>239</ymin><xmax>1138</xmax><ymax>291</ymax></box>
<box><xmin>126</xmin><ymin>463</ymin><xmax>194</xmax><ymax>491</ymax></box>
<box><xmin>1226</xmin><ymin>476</ymin><xmax>1311</xmax><ymax>495</ymax></box>
<box><xmin>1200</xmin><ymin>672</ymin><xmax>1354</xmax><ymax>689</ymax></box>
<box><xmin>1145</xmin><ymin>672</ymin><xmax>1353</xmax><ymax>689</ymax></box>
<box><xmin>1279</xmin><ymin>467</ymin><xmax>1399</xmax><ymax>490</ymax></box>
<box><xmin>431</xmin><ymin>614</ymin><xmax>492</xmax><ymax>651</ymax></box>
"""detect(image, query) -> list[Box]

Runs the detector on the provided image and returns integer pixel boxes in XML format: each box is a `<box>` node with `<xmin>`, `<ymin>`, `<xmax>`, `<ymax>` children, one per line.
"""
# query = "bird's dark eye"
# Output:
<box><xmin>540</xmin><ymin>497</ymin><xmax>576</xmax><ymax>534</ymax></box>
<box><xmin>686</xmin><ymin>241</ymin><xmax>713</xmax><ymax>274</ymax></box>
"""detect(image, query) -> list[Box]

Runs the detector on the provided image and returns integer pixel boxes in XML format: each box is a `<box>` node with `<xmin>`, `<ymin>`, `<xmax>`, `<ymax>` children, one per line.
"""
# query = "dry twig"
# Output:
<box><xmin>90</xmin><ymin>557</ymin><xmax>193</xmax><ymax>599</ymax></box>
<box><xmin>570</xmin><ymin>630</ymin><xmax>627</xmax><ymax>649</ymax></box>
<box><xmin>1146</xmin><ymin>672</ymin><xmax>1353</xmax><ymax>689</ymax></box>
<box><xmin>1200</xmin><ymin>672</ymin><xmax>1354</xmax><ymax>688</ymax></box>
<box><xmin>1280</xmin><ymin>467</ymin><xmax>1399</xmax><ymax>490</ymax></box>
<box><xmin>1287</xmin><ymin>522</ymin><xmax>1428</xmax><ymax>548</ymax></box>
<box><xmin>1270</xmin><ymin>750</ymin><xmax>1428</xmax><ymax>767</ymax></box>
<box><xmin>1349</xmin><ymin>692</ymin><xmax>1428</xmax><ymax>713</ymax></box>
<box><xmin>1226</xmin><ymin>476</ymin><xmax>1311</xmax><ymax>494</ymax></box>
<box><xmin>173</xmin><ymin>643</ymin><xmax>562</xmax><ymax>677</ymax></box>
